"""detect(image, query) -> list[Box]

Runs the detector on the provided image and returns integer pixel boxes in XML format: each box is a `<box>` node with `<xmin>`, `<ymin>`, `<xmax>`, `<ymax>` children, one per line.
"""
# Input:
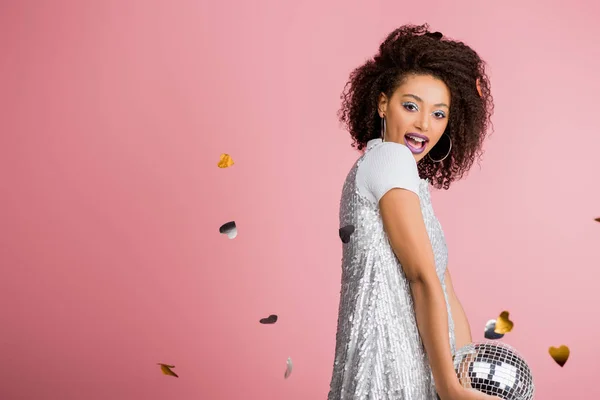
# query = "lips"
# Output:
<box><xmin>404</xmin><ymin>133</ymin><xmax>429</xmax><ymax>154</ymax></box>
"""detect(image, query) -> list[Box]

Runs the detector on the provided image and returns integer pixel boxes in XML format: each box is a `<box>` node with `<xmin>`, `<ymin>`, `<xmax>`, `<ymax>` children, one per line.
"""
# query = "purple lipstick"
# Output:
<box><xmin>404</xmin><ymin>132</ymin><xmax>429</xmax><ymax>154</ymax></box>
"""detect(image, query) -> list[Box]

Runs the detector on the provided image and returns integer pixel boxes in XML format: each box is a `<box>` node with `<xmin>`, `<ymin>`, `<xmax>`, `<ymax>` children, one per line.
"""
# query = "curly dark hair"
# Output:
<box><xmin>338</xmin><ymin>23</ymin><xmax>494</xmax><ymax>189</ymax></box>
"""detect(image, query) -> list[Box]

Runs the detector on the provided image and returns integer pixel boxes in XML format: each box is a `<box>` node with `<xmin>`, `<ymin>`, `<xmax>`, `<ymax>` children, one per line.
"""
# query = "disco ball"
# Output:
<box><xmin>452</xmin><ymin>341</ymin><xmax>534</xmax><ymax>400</ymax></box>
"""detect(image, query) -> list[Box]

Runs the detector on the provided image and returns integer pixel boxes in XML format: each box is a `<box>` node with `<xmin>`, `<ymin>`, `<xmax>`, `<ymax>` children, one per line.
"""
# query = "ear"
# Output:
<box><xmin>378</xmin><ymin>93</ymin><xmax>388</xmax><ymax>117</ymax></box>
<box><xmin>476</xmin><ymin>78</ymin><xmax>483</xmax><ymax>97</ymax></box>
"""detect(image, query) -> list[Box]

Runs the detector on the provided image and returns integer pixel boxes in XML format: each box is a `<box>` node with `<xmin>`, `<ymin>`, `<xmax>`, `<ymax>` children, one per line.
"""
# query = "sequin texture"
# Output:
<box><xmin>328</xmin><ymin>142</ymin><xmax>456</xmax><ymax>400</ymax></box>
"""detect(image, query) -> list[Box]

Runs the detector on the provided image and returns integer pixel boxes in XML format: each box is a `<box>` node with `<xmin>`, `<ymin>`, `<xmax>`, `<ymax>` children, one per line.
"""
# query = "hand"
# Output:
<box><xmin>442</xmin><ymin>386</ymin><xmax>502</xmax><ymax>400</ymax></box>
<box><xmin>462</xmin><ymin>388</ymin><xmax>502</xmax><ymax>400</ymax></box>
<box><xmin>451</xmin><ymin>355</ymin><xmax>501</xmax><ymax>400</ymax></box>
<box><xmin>455</xmin><ymin>351</ymin><xmax>476</xmax><ymax>389</ymax></box>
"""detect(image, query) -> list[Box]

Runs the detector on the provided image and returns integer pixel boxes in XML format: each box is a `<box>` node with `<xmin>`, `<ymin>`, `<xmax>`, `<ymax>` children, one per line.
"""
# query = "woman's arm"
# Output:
<box><xmin>379</xmin><ymin>188</ymin><xmax>461</xmax><ymax>400</ymax></box>
<box><xmin>380</xmin><ymin>189</ymin><xmax>497</xmax><ymax>400</ymax></box>
<box><xmin>444</xmin><ymin>268</ymin><xmax>473</xmax><ymax>350</ymax></box>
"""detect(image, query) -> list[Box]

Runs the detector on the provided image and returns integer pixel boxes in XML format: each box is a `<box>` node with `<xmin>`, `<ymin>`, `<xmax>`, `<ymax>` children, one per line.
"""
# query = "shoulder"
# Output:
<box><xmin>356</xmin><ymin>142</ymin><xmax>421</xmax><ymax>203</ymax></box>
<box><xmin>360</xmin><ymin>142</ymin><xmax>419</xmax><ymax>181</ymax></box>
<box><xmin>364</xmin><ymin>141</ymin><xmax>417</xmax><ymax>165</ymax></box>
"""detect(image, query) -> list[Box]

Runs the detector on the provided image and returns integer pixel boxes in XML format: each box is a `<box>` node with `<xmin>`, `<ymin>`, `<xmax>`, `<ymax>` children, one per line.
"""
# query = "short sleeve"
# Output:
<box><xmin>356</xmin><ymin>142</ymin><xmax>420</xmax><ymax>203</ymax></box>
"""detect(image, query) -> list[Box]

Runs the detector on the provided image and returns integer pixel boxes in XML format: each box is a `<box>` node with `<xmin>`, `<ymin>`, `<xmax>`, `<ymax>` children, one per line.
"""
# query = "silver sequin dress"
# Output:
<box><xmin>328</xmin><ymin>139</ymin><xmax>456</xmax><ymax>400</ymax></box>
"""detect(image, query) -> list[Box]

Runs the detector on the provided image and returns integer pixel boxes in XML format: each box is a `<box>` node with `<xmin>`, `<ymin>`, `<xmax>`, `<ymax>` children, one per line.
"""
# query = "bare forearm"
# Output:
<box><xmin>411</xmin><ymin>278</ymin><xmax>460</xmax><ymax>399</ymax></box>
<box><xmin>450</xmin><ymin>295</ymin><xmax>472</xmax><ymax>350</ymax></box>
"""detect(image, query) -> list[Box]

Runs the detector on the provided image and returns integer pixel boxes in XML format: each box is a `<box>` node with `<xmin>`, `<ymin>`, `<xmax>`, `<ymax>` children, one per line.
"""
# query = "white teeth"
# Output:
<box><xmin>407</xmin><ymin>135</ymin><xmax>425</xmax><ymax>143</ymax></box>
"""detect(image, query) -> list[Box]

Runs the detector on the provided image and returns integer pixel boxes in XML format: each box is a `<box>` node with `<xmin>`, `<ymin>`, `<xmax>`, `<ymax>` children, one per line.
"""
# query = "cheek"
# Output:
<box><xmin>391</xmin><ymin>109</ymin><xmax>413</xmax><ymax>128</ymax></box>
<box><xmin>435</xmin><ymin>119</ymin><xmax>449</xmax><ymax>135</ymax></box>
<box><xmin>430</xmin><ymin>126</ymin><xmax>448</xmax><ymax>145</ymax></box>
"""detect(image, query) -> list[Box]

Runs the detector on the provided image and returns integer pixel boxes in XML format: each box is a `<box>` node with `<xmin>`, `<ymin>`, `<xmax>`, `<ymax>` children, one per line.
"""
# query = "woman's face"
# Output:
<box><xmin>378</xmin><ymin>74</ymin><xmax>451</xmax><ymax>162</ymax></box>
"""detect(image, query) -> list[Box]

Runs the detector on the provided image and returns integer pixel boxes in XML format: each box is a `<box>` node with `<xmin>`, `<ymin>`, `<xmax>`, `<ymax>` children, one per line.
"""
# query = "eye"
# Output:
<box><xmin>402</xmin><ymin>102</ymin><xmax>418</xmax><ymax>111</ymax></box>
<box><xmin>433</xmin><ymin>111</ymin><xmax>447</xmax><ymax>119</ymax></box>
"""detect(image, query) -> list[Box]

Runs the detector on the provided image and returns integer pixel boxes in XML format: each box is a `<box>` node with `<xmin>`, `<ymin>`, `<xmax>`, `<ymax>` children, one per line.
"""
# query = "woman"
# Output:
<box><xmin>328</xmin><ymin>24</ymin><xmax>498</xmax><ymax>400</ymax></box>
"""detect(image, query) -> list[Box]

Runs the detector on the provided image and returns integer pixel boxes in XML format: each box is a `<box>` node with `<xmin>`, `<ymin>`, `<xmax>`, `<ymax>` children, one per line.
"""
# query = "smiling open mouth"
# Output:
<box><xmin>404</xmin><ymin>133</ymin><xmax>429</xmax><ymax>154</ymax></box>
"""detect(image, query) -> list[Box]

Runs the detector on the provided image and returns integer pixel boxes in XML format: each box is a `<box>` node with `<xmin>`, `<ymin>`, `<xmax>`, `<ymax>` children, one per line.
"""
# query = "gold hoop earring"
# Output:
<box><xmin>428</xmin><ymin>133</ymin><xmax>452</xmax><ymax>162</ymax></box>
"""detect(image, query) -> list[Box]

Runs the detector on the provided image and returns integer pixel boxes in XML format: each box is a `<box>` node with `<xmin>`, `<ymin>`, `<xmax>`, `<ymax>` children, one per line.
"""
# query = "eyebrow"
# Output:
<box><xmin>402</xmin><ymin>94</ymin><xmax>449</xmax><ymax>109</ymax></box>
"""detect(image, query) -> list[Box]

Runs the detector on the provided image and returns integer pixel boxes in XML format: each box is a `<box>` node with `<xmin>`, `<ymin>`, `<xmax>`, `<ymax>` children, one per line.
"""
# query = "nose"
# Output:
<box><xmin>415</xmin><ymin>114</ymin><xmax>430</xmax><ymax>132</ymax></box>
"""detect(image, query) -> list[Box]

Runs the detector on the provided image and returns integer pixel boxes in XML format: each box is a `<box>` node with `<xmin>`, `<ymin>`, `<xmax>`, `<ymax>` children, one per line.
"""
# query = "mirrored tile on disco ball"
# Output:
<box><xmin>259</xmin><ymin>314</ymin><xmax>278</xmax><ymax>324</ymax></box>
<box><xmin>219</xmin><ymin>221</ymin><xmax>237</xmax><ymax>239</ymax></box>
<box><xmin>217</xmin><ymin>153</ymin><xmax>234</xmax><ymax>168</ymax></box>
<box><xmin>494</xmin><ymin>311</ymin><xmax>514</xmax><ymax>334</ymax></box>
<box><xmin>339</xmin><ymin>225</ymin><xmax>355</xmax><ymax>244</ymax></box>
<box><xmin>157</xmin><ymin>363</ymin><xmax>179</xmax><ymax>378</ymax></box>
<box><xmin>549</xmin><ymin>345</ymin><xmax>570</xmax><ymax>367</ymax></box>
<box><xmin>484</xmin><ymin>319</ymin><xmax>504</xmax><ymax>340</ymax></box>
<box><xmin>454</xmin><ymin>341</ymin><xmax>535</xmax><ymax>400</ymax></box>
<box><xmin>284</xmin><ymin>357</ymin><xmax>293</xmax><ymax>379</ymax></box>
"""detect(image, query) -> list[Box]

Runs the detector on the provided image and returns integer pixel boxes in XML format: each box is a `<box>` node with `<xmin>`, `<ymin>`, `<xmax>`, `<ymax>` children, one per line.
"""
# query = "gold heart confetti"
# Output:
<box><xmin>217</xmin><ymin>153</ymin><xmax>234</xmax><ymax>168</ymax></box>
<box><xmin>549</xmin><ymin>345</ymin><xmax>570</xmax><ymax>367</ymax></box>
<box><xmin>493</xmin><ymin>311</ymin><xmax>514</xmax><ymax>334</ymax></box>
<box><xmin>157</xmin><ymin>363</ymin><xmax>179</xmax><ymax>378</ymax></box>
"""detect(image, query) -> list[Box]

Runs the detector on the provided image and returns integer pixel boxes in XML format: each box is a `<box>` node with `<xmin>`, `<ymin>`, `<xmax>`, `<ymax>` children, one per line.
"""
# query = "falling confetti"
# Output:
<box><xmin>339</xmin><ymin>225</ymin><xmax>355</xmax><ymax>244</ymax></box>
<box><xmin>259</xmin><ymin>314</ymin><xmax>278</xmax><ymax>324</ymax></box>
<box><xmin>218</xmin><ymin>153</ymin><xmax>234</xmax><ymax>168</ymax></box>
<box><xmin>483</xmin><ymin>319</ymin><xmax>504</xmax><ymax>340</ymax></box>
<box><xmin>157</xmin><ymin>363</ymin><xmax>179</xmax><ymax>378</ymax></box>
<box><xmin>595</xmin><ymin>217</ymin><xmax>600</xmax><ymax>223</ymax></box>
<box><xmin>219</xmin><ymin>221</ymin><xmax>237</xmax><ymax>239</ymax></box>
<box><xmin>284</xmin><ymin>357</ymin><xmax>293</xmax><ymax>379</ymax></box>
<box><xmin>494</xmin><ymin>311</ymin><xmax>514</xmax><ymax>334</ymax></box>
<box><xmin>549</xmin><ymin>345</ymin><xmax>570</xmax><ymax>367</ymax></box>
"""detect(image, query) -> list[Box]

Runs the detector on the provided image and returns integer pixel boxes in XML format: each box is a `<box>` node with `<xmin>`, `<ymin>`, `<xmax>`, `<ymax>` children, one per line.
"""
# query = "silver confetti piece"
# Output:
<box><xmin>284</xmin><ymin>357</ymin><xmax>293</xmax><ymax>379</ymax></box>
<box><xmin>219</xmin><ymin>221</ymin><xmax>237</xmax><ymax>239</ymax></box>
<box><xmin>484</xmin><ymin>319</ymin><xmax>504</xmax><ymax>340</ymax></box>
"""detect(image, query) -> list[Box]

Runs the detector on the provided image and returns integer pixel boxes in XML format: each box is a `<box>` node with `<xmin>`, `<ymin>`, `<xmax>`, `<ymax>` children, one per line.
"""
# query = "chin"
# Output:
<box><xmin>413</xmin><ymin>153</ymin><xmax>427</xmax><ymax>162</ymax></box>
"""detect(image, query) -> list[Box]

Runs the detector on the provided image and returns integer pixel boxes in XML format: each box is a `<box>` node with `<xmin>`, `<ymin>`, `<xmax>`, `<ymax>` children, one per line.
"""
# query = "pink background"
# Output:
<box><xmin>1</xmin><ymin>0</ymin><xmax>599</xmax><ymax>399</ymax></box>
